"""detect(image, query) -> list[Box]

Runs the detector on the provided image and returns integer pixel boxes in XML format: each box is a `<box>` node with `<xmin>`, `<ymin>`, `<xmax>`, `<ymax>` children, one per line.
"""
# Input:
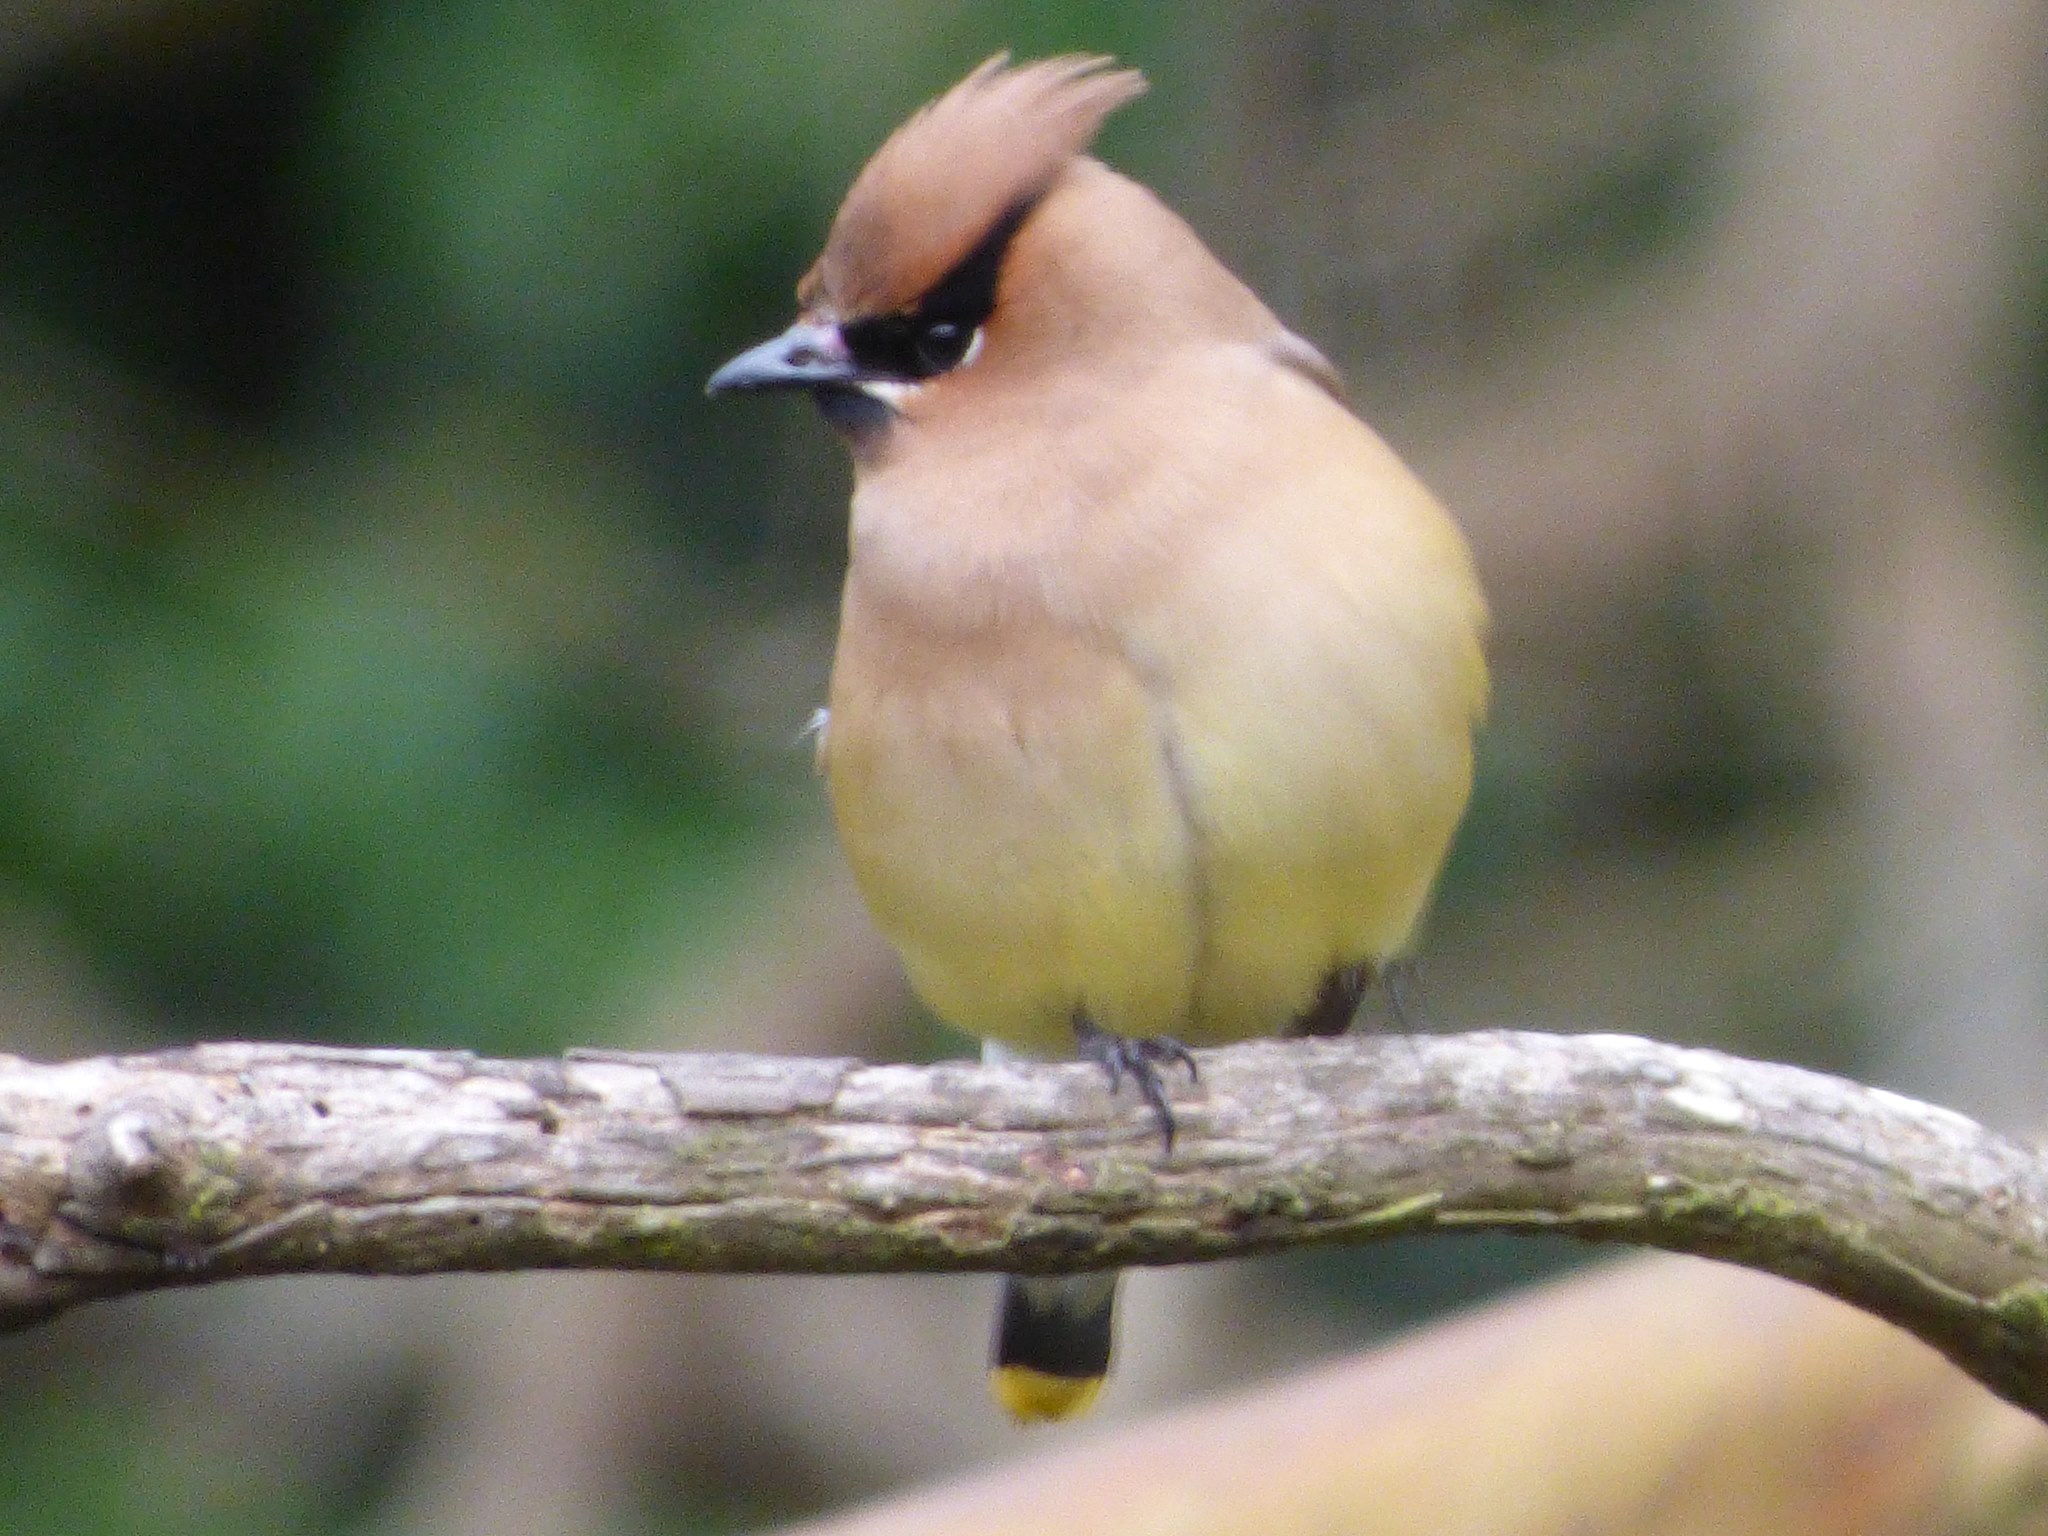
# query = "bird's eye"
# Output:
<box><xmin>915</xmin><ymin>320</ymin><xmax>976</xmax><ymax>374</ymax></box>
<box><xmin>838</xmin><ymin>196</ymin><xmax>1020</xmax><ymax>384</ymax></box>
<box><xmin>841</xmin><ymin>315</ymin><xmax>982</xmax><ymax>383</ymax></box>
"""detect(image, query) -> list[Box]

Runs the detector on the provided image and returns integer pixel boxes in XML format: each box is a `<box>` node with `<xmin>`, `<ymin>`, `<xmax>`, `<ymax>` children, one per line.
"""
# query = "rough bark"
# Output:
<box><xmin>3</xmin><ymin>1031</ymin><xmax>2044</xmax><ymax>1419</ymax></box>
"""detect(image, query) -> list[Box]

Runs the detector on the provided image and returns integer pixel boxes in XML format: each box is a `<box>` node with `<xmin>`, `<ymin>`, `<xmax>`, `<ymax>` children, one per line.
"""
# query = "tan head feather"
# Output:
<box><xmin>798</xmin><ymin>54</ymin><xmax>1147</xmax><ymax>318</ymax></box>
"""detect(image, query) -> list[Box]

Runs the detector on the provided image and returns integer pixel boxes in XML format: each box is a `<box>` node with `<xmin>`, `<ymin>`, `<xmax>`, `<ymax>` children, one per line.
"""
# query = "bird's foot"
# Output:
<box><xmin>1072</xmin><ymin>1014</ymin><xmax>1198</xmax><ymax>1151</ymax></box>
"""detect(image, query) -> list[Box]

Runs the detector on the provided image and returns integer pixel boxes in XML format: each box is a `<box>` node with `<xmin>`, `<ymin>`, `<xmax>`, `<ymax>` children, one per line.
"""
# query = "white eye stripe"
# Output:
<box><xmin>859</xmin><ymin>379</ymin><xmax>922</xmax><ymax>408</ymax></box>
<box><xmin>956</xmin><ymin>326</ymin><xmax>985</xmax><ymax>369</ymax></box>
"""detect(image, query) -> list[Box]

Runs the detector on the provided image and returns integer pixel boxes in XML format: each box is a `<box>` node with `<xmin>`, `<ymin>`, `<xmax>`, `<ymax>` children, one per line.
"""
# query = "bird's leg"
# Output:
<box><xmin>1071</xmin><ymin>1011</ymin><xmax>1197</xmax><ymax>1151</ymax></box>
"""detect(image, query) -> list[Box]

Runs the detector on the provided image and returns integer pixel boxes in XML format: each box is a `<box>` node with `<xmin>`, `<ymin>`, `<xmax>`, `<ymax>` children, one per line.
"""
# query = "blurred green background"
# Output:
<box><xmin>2</xmin><ymin>0</ymin><xmax>2045</xmax><ymax>1531</ymax></box>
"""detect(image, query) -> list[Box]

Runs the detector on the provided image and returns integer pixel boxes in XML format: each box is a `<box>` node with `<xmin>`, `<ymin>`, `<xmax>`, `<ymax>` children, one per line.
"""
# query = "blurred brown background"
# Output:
<box><xmin>2</xmin><ymin>1</ymin><xmax>2045</xmax><ymax>1531</ymax></box>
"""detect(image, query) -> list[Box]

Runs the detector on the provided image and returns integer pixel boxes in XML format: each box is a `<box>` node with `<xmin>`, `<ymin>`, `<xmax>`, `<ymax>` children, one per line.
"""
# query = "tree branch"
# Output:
<box><xmin>4</xmin><ymin>1032</ymin><xmax>2045</xmax><ymax>1418</ymax></box>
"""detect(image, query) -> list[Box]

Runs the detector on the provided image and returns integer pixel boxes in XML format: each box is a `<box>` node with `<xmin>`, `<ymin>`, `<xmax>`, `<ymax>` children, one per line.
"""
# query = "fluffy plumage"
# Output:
<box><xmin>815</xmin><ymin>75</ymin><xmax>1485</xmax><ymax>1052</ymax></box>
<box><xmin>710</xmin><ymin>53</ymin><xmax>1487</xmax><ymax>1422</ymax></box>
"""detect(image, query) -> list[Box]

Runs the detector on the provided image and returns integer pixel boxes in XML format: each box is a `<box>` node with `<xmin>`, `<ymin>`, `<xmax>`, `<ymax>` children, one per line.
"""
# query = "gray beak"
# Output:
<box><xmin>705</xmin><ymin>320</ymin><xmax>858</xmax><ymax>395</ymax></box>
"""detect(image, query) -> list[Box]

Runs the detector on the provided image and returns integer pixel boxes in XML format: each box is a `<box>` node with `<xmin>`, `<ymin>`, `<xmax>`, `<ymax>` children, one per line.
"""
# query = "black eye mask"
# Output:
<box><xmin>841</xmin><ymin>199</ymin><xmax>1031</xmax><ymax>381</ymax></box>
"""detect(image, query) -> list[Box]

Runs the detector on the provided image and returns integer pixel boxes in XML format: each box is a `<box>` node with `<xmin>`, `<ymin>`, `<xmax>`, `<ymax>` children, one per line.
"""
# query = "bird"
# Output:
<box><xmin>708</xmin><ymin>54</ymin><xmax>1487</xmax><ymax>1423</ymax></box>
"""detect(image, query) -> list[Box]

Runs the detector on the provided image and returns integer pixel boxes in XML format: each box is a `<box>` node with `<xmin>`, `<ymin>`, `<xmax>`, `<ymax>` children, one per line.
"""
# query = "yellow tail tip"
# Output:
<box><xmin>991</xmin><ymin>1365</ymin><xmax>1104</xmax><ymax>1423</ymax></box>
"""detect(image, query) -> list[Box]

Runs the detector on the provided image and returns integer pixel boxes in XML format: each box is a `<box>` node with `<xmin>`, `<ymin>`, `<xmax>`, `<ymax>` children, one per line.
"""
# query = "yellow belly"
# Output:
<box><xmin>823</xmin><ymin>571</ymin><xmax>1477</xmax><ymax>1055</ymax></box>
<box><xmin>826</xmin><ymin>617</ymin><xmax>1200</xmax><ymax>1054</ymax></box>
<box><xmin>822</xmin><ymin>348</ymin><xmax>1486</xmax><ymax>1057</ymax></box>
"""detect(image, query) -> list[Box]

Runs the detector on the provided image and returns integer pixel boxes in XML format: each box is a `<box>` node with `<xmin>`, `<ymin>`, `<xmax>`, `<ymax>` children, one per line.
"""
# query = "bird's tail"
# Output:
<box><xmin>990</xmin><ymin>1271</ymin><xmax>1118</xmax><ymax>1422</ymax></box>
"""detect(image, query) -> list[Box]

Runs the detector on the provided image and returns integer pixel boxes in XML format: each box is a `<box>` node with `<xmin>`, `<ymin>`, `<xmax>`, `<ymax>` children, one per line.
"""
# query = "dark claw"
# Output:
<box><xmin>1072</xmin><ymin>1014</ymin><xmax>1198</xmax><ymax>1151</ymax></box>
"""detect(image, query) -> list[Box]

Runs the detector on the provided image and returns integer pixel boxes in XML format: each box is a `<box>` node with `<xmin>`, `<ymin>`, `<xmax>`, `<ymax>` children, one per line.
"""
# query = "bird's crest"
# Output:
<box><xmin>799</xmin><ymin>54</ymin><xmax>1146</xmax><ymax>319</ymax></box>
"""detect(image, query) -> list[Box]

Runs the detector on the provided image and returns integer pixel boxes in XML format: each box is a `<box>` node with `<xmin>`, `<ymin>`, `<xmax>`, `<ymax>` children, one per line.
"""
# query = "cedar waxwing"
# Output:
<box><xmin>709</xmin><ymin>55</ymin><xmax>1487</xmax><ymax>1423</ymax></box>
